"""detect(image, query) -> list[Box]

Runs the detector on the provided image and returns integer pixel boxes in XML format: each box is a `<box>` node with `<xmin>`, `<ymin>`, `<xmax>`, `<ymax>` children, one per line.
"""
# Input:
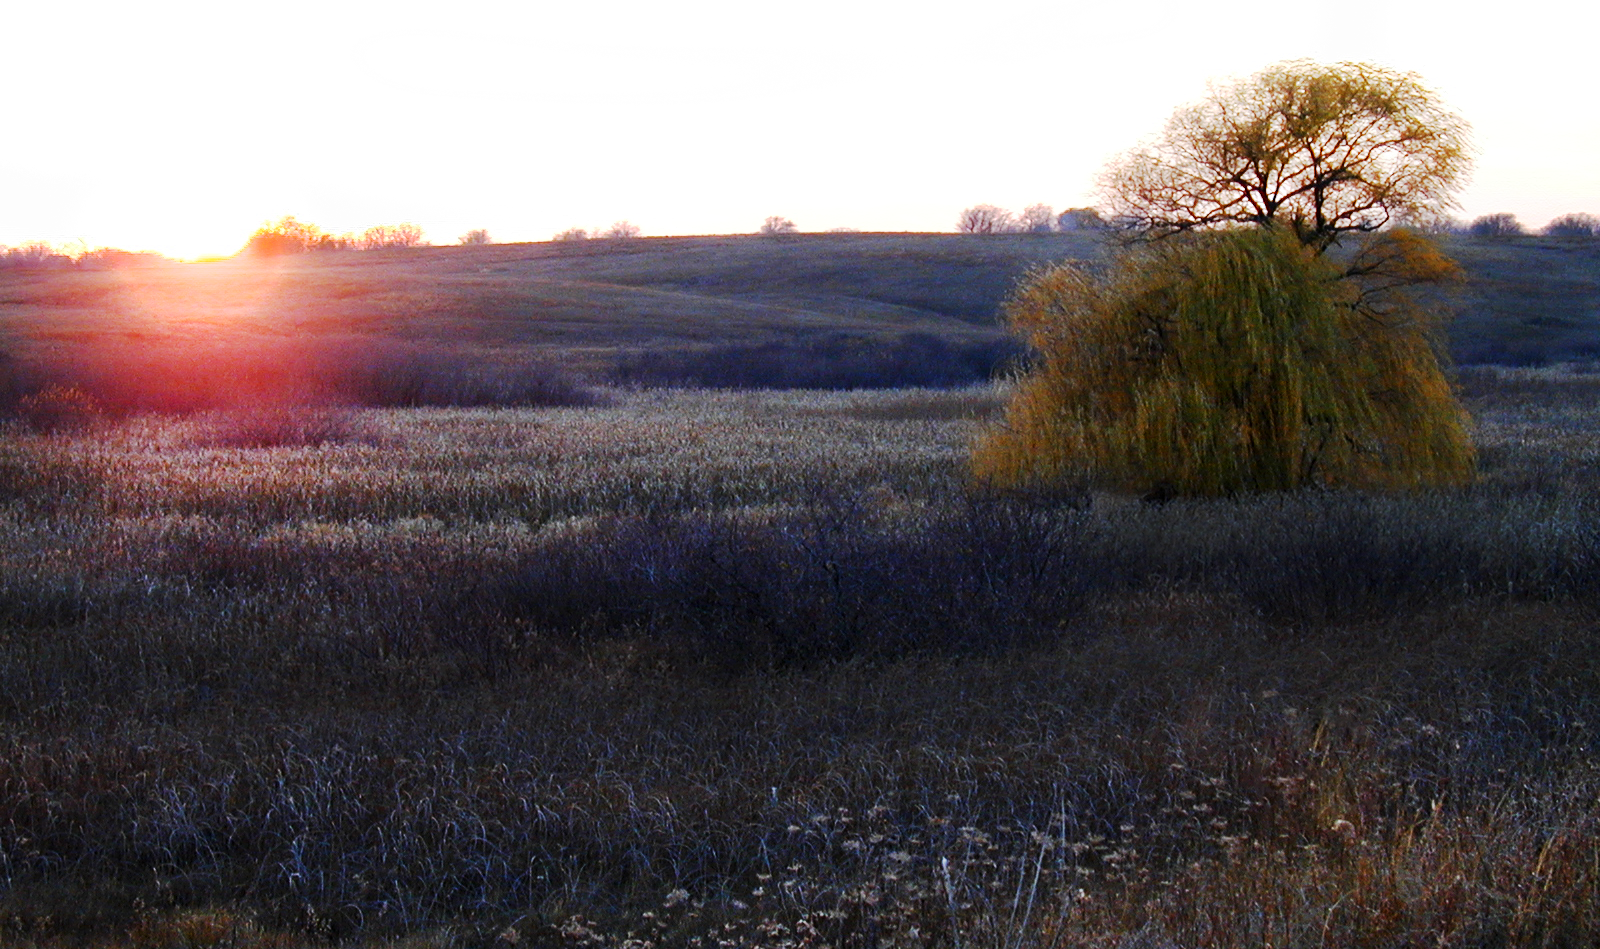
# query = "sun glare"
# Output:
<box><xmin>121</xmin><ymin>213</ymin><xmax>255</xmax><ymax>262</ymax></box>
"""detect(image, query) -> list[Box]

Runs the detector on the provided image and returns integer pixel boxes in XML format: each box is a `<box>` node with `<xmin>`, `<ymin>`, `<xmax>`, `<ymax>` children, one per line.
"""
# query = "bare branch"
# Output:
<box><xmin>1099</xmin><ymin>60</ymin><xmax>1472</xmax><ymax>249</ymax></box>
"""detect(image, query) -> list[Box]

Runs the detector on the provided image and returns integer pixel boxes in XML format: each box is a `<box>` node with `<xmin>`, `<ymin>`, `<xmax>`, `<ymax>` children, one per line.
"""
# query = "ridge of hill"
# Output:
<box><xmin>1</xmin><ymin>232</ymin><xmax>1595</xmax><ymax>374</ymax></box>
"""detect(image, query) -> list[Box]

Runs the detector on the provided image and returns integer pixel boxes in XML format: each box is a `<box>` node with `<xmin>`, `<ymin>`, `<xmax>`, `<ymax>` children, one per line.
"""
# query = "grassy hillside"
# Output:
<box><xmin>433</xmin><ymin>232</ymin><xmax>1105</xmax><ymax>322</ymax></box>
<box><xmin>1442</xmin><ymin>234</ymin><xmax>1600</xmax><ymax>364</ymax></box>
<box><xmin>1</xmin><ymin>232</ymin><xmax>1596</xmax><ymax>401</ymax></box>
<box><xmin>0</xmin><ymin>234</ymin><xmax>1096</xmax><ymax>367</ymax></box>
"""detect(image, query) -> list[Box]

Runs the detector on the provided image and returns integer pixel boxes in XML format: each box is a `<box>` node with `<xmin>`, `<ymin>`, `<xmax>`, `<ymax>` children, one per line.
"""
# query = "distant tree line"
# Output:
<box><xmin>955</xmin><ymin>204</ymin><xmax>1107</xmax><ymax>234</ymax></box>
<box><xmin>5</xmin><ymin>204</ymin><xmax>1594</xmax><ymax>273</ymax></box>
<box><xmin>0</xmin><ymin>243</ymin><xmax>176</xmax><ymax>271</ymax></box>
<box><xmin>1540</xmin><ymin>213</ymin><xmax>1600</xmax><ymax>237</ymax></box>
<box><xmin>953</xmin><ymin>203</ymin><xmax>1600</xmax><ymax>240</ymax></box>
<box><xmin>240</xmin><ymin>217</ymin><xmax>429</xmax><ymax>257</ymax></box>
<box><xmin>1405</xmin><ymin>211</ymin><xmax>1600</xmax><ymax>239</ymax></box>
<box><xmin>0</xmin><ymin>242</ymin><xmax>75</xmax><ymax>269</ymax></box>
<box><xmin>0</xmin><ymin>220</ymin><xmax>445</xmax><ymax>269</ymax></box>
<box><xmin>552</xmin><ymin>221</ymin><xmax>643</xmax><ymax>242</ymax></box>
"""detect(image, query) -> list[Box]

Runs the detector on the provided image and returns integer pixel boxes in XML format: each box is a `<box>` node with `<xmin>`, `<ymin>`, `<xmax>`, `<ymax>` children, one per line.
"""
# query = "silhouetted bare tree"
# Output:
<box><xmin>358</xmin><ymin>224</ymin><xmax>426</xmax><ymax>249</ymax></box>
<box><xmin>957</xmin><ymin>205</ymin><xmax>1016</xmax><ymax>233</ymax></box>
<box><xmin>1020</xmin><ymin>204</ymin><xmax>1056</xmax><ymax>233</ymax></box>
<box><xmin>1469</xmin><ymin>213</ymin><xmax>1523</xmax><ymax>237</ymax></box>
<box><xmin>1543</xmin><ymin>213</ymin><xmax>1598</xmax><ymax>237</ymax></box>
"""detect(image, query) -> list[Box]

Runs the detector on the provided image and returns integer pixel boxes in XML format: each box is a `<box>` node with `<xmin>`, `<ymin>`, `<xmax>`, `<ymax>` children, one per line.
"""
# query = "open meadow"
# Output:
<box><xmin>2</xmin><ymin>234</ymin><xmax>1600</xmax><ymax>946</ymax></box>
<box><xmin>1</xmin><ymin>364</ymin><xmax>1599</xmax><ymax>947</ymax></box>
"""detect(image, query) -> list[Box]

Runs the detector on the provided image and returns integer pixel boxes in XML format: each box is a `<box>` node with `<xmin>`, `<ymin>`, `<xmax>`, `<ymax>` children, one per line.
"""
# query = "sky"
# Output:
<box><xmin>4</xmin><ymin>0</ymin><xmax>1597</xmax><ymax>260</ymax></box>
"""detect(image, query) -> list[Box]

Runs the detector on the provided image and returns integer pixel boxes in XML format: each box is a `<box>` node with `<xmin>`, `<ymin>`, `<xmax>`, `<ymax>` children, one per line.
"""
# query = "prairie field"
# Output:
<box><xmin>1</xmin><ymin>364</ymin><xmax>1600</xmax><ymax>948</ymax></box>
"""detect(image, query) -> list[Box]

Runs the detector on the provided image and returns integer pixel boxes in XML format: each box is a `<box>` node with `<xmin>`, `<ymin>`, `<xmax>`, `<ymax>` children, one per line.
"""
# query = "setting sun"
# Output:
<box><xmin>4</xmin><ymin>0</ymin><xmax>1597</xmax><ymax>257</ymax></box>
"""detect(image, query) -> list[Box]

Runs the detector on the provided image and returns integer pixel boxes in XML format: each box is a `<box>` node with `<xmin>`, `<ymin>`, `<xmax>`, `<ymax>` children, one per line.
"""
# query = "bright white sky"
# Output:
<box><xmin>4</xmin><ymin>0</ymin><xmax>1596</xmax><ymax>259</ymax></box>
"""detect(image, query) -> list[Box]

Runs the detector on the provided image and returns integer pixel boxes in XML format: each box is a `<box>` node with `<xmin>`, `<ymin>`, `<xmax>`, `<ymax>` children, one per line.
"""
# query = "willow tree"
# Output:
<box><xmin>1100</xmin><ymin>60</ymin><xmax>1473</xmax><ymax>250</ymax></box>
<box><xmin>975</xmin><ymin>61</ymin><xmax>1476</xmax><ymax>496</ymax></box>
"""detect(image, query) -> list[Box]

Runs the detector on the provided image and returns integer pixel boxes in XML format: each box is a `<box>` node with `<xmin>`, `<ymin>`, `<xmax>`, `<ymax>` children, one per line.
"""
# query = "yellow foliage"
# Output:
<box><xmin>973</xmin><ymin>227</ymin><xmax>1475</xmax><ymax>496</ymax></box>
<box><xmin>1101</xmin><ymin>60</ymin><xmax>1473</xmax><ymax>249</ymax></box>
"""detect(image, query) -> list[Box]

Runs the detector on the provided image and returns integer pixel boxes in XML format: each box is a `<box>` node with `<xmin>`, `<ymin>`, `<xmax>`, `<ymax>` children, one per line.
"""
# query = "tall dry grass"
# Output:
<box><xmin>0</xmin><ymin>373</ymin><xmax>1597</xmax><ymax>947</ymax></box>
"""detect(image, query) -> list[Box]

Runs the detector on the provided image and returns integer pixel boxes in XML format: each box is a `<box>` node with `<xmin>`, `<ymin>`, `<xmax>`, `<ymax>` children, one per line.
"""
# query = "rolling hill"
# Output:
<box><xmin>1</xmin><ymin>231</ymin><xmax>1595</xmax><ymax>385</ymax></box>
